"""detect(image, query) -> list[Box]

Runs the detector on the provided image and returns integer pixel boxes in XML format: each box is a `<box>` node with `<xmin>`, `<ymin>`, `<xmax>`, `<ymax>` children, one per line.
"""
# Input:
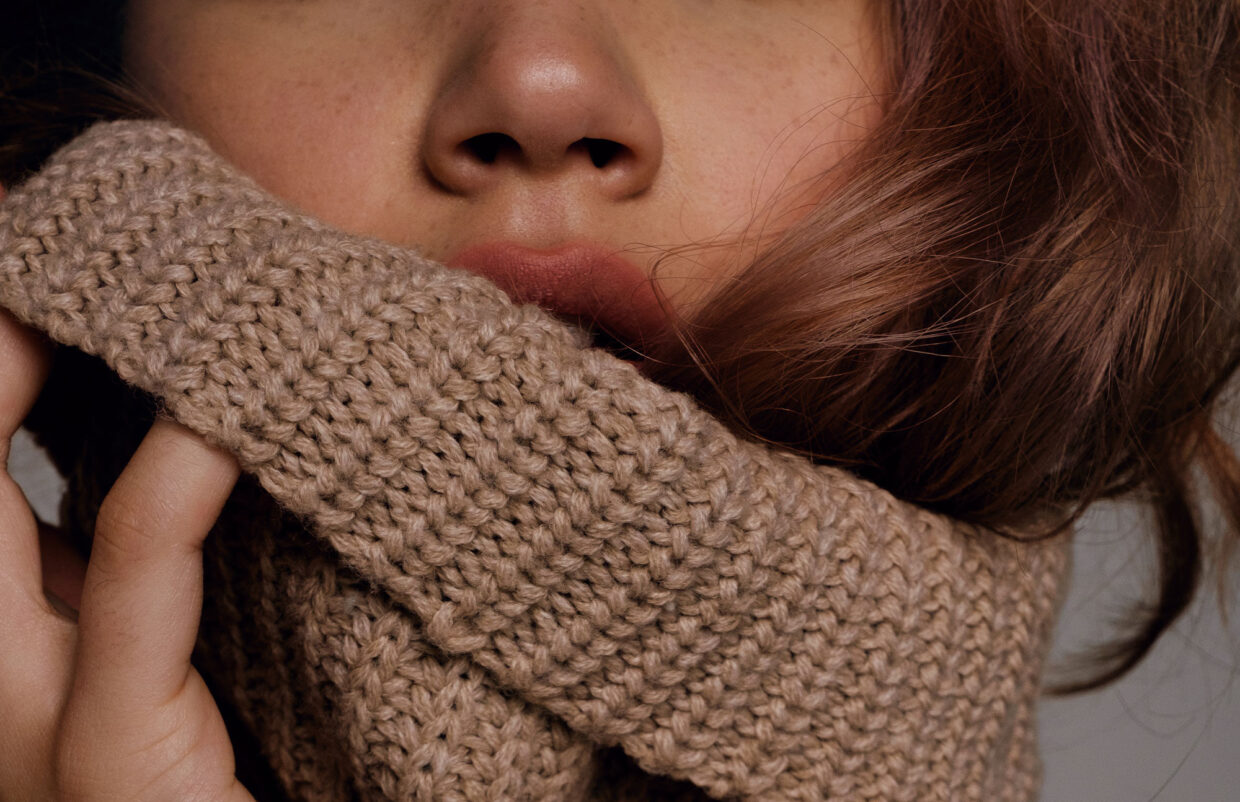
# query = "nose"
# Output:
<box><xmin>420</xmin><ymin>4</ymin><xmax>663</xmax><ymax>200</ymax></box>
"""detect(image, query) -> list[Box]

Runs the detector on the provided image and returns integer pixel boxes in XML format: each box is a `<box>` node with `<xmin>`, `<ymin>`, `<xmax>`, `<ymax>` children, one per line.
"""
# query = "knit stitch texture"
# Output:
<box><xmin>0</xmin><ymin>121</ymin><xmax>1070</xmax><ymax>802</ymax></box>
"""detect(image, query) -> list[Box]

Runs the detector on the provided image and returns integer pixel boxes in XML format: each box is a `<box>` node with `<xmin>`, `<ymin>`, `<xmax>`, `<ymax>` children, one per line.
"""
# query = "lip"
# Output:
<box><xmin>446</xmin><ymin>241</ymin><xmax>668</xmax><ymax>352</ymax></box>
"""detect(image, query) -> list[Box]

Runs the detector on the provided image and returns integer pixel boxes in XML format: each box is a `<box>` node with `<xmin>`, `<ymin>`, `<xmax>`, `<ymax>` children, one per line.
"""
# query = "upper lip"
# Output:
<box><xmin>446</xmin><ymin>241</ymin><xmax>668</xmax><ymax>350</ymax></box>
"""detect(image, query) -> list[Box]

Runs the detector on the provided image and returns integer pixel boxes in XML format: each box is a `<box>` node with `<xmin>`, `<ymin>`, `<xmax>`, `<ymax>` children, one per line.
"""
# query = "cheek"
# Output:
<box><xmin>646</xmin><ymin>16</ymin><xmax>881</xmax><ymax>245</ymax></box>
<box><xmin>125</xmin><ymin>7</ymin><xmax>418</xmax><ymax>233</ymax></box>
<box><xmin>656</xmin><ymin>64</ymin><xmax>880</xmax><ymax>249</ymax></box>
<box><xmin>210</xmin><ymin>80</ymin><xmax>400</xmax><ymax>222</ymax></box>
<box><xmin>633</xmin><ymin>20</ymin><xmax>881</xmax><ymax>308</ymax></box>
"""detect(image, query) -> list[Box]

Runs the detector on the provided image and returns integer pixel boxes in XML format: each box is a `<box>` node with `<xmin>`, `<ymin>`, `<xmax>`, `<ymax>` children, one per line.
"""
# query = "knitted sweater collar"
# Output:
<box><xmin>0</xmin><ymin>120</ymin><xmax>1069</xmax><ymax>802</ymax></box>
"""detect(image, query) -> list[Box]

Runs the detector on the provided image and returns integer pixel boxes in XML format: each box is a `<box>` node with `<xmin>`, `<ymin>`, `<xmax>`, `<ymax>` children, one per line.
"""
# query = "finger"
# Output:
<box><xmin>0</xmin><ymin>308</ymin><xmax>51</xmax><ymax>462</ymax></box>
<box><xmin>72</xmin><ymin>418</ymin><xmax>239</xmax><ymax>713</ymax></box>
<box><xmin>0</xmin><ymin>307</ymin><xmax>63</xmax><ymax>801</ymax></box>
<box><xmin>0</xmin><ymin>308</ymin><xmax>53</xmax><ymax>614</ymax></box>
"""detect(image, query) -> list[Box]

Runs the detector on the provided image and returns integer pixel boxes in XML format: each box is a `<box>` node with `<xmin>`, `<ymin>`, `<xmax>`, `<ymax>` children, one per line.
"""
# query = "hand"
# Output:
<box><xmin>0</xmin><ymin>309</ymin><xmax>255</xmax><ymax>802</ymax></box>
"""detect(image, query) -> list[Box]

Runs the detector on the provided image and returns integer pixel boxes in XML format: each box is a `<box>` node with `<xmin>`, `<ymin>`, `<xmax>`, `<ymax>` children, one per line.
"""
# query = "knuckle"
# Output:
<box><xmin>51</xmin><ymin>707</ymin><xmax>208</xmax><ymax>802</ymax></box>
<box><xmin>93</xmin><ymin>490</ymin><xmax>162</xmax><ymax>565</ymax></box>
<box><xmin>51</xmin><ymin>702</ymin><xmax>111</xmax><ymax>800</ymax></box>
<box><xmin>51</xmin><ymin>729</ymin><xmax>100</xmax><ymax>802</ymax></box>
<box><xmin>52</xmin><ymin>716</ymin><xmax>136</xmax><ymax>802</ymax></box>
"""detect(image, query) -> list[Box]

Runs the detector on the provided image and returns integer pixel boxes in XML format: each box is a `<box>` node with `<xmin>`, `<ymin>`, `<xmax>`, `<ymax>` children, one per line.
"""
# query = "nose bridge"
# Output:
<box><xmin>421</xmin><ymin>0</ymin><xmax>663</xmax><ymax>197</ymax></box>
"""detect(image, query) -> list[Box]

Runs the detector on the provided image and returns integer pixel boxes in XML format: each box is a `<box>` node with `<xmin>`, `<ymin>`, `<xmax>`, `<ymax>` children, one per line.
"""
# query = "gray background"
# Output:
<box><xmin>8</xmin><ymin>425</ymin><xmax>1239</xmax><ymax>801</ymax></box>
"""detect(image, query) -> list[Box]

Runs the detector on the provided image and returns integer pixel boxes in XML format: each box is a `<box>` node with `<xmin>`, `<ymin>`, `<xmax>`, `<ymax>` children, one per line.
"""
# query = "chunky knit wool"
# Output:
<box><xmin>0</xmin><ymin>121</ymin><xmax>1070</xmax><ymax>802</ymax></box>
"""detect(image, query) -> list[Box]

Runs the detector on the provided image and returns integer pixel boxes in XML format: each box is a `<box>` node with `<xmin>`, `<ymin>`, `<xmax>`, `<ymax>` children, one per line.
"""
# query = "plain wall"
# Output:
<box><xmin>1038</xmin><ymin>499</ymin><xmax>1240</xmax><ymax>801</ymax></box>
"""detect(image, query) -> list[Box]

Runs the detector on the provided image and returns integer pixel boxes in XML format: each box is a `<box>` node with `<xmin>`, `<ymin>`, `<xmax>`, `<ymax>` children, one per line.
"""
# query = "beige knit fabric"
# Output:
<box><xmin>0</xmin><ymin>121</ymin><xmax>1070</xmax><ymax>802</ymax></box>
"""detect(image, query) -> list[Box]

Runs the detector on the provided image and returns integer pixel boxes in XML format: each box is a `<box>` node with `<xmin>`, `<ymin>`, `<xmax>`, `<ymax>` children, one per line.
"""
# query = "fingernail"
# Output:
<box><xmin>44</xmin><ymin>589</ymin><xmax>80</xmax><ymax>623</ymax></box>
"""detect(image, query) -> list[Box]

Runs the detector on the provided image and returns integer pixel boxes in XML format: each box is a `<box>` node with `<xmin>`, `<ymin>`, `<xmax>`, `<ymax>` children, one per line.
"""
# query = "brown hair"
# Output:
<box><xmin>648</xmin><ymin>0</ymin><xmax>1240</xmax><ymax>693</ymax></box>
<box><xmin>3</xmin><ymin>0</ymin><xmax>1238</xmax><ymax>694</ymax></box>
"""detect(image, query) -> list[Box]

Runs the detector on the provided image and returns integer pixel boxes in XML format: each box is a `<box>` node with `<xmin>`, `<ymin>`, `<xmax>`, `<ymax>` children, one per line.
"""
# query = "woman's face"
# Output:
<box><xmin>124</xmin><ymin>0</ymin><xmax>881</xmax><ymax>346</ymax></box>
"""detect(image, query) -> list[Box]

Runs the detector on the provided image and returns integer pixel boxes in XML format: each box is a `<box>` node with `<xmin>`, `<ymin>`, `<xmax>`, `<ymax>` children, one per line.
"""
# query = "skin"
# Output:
<box><xmin>123</xmin><ymin>0</ymin><xmax>882</xmax><ymax>310</ymax></box>
<box><xmin>0</xmin><ymin>2</ymin><xmax>881</xmax><ymax>798</ymax></box>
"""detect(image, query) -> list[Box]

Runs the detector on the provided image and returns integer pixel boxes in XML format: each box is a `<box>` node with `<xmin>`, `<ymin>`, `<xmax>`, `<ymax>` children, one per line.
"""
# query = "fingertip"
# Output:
<box><xmin>87</xmin><ymin>419</ymin><xmax>237</xmax><ymax>570</ymax></box>
<box><xmin>150</xmin><ymin>417</ymin><xmax>241</xmax><ymax>483</ymax></box>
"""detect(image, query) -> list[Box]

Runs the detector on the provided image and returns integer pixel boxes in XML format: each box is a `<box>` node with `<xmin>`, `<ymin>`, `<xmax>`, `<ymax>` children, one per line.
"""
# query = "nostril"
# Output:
<box><xmin>461</xmin><ymin>132</ymin><xmax>519</xmax><ymax>165</ymax></box>
<box><xmin>436</xmin><ymin>128</ymin><xmax>649</xmax><ymax>193</ymax></box>
<box><xmin>578</xmin><ymin>138</ymin><xmax>624</xmax><ymax>169</ymax></box>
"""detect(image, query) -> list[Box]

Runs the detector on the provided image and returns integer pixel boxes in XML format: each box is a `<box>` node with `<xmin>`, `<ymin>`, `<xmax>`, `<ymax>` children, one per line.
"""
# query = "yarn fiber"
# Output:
<box><xmin>0</xmin><ymin>121</ymin><xmax>1070</xmax><ymax>802</ymax></box>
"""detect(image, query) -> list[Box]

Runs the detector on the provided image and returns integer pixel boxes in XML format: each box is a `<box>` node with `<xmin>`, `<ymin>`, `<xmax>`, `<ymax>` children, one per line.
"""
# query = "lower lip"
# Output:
<box><xmin>446</xmin><ymin>241</ymin><xmax>668</xmax><ymax>348</ymax></box>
